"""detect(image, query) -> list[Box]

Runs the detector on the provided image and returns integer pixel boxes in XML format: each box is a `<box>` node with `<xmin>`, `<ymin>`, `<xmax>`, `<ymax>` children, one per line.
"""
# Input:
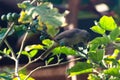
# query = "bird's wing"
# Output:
<box><xmin>55</xmin><ymin>29</ymin><xmax>81</xmax><ymax>41</ymax></box>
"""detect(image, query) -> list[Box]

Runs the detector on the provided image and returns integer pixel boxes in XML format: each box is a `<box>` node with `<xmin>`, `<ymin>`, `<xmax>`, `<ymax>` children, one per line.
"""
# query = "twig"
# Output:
<box><xmin>24</xmin><ymin>57</ymin><xmax>82</xmax><ymax>80</ymax></box>
<box><xmin>4</xmin><ymin>39</ymin><xmax>20</xmax><ymax>79</ymax></box>
<box><xmin>0</xmin><ymin>51</ymin><xmax>14</xmax><ymax>60</ymax></box>
<box><xmin>15</xmin><ymin>59</ymin><xmax>20</xmax><ymax>80</ymax></box>
<box><xmin>4</xmin><ymin>39</ymin><xmax>16</xmax><ymax>60</ymax></box>
<box><xmin>0</xmin><ymin>22</ymin><xmax>14</xmax><ymax>47</ymax></box>
<box><xmin>30</xmin><ymin>0</ymin><xmax>36</xmax><ymax>4</ymax></box>
<box><xmin>17</xmin><ymin>31</ymin><xmax>29</xmax><ymax>58</ymax></box>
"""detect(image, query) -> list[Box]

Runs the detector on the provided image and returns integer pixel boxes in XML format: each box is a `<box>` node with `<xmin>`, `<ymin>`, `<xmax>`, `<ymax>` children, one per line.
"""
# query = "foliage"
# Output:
<box><xmin>0</xmin><ymin>0</ymin><xmax>67</xmax><ymax>79</ymax></box>
<box><xmin>67</xmin><ymin>15</ymin><xmax>120</xmax><ymax>80</ymax></box>
<box><xmin>0</xmin><ymin>0</ymin><xmax>120</xmax><ymax>80</ymax></box>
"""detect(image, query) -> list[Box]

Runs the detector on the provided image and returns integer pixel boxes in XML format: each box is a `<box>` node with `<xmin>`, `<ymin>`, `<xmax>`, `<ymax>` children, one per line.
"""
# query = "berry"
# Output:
<box><xmin>12</xmin><ymin>13</ymin><xmax>19</xmax><ymax>20</ymax></box>
<box><xmin>1</xmin><ymin>14</ymin><xmax>7</xmax><ymax>21</ymax></box>
<box><xmin>7</xmin><ymin>13</ymin><xmax>13</xmax><ymax>21</ymax></box>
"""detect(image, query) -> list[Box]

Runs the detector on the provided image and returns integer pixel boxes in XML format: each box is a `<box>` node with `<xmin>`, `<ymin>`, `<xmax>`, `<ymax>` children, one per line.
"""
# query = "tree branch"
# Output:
<box><xmin>0</xmin><ymin>22</ymin><xmax>14</xmax><ymax>47</ymax></box>
<box><xmin>17</xmin><ymin>31</ymin><xmax>29</xmax><ymax>58</ymax></box>
<box><xmin>24</xmin><ymin>57</ymin><xmax>82</xmax><ymax>80</ymax></box>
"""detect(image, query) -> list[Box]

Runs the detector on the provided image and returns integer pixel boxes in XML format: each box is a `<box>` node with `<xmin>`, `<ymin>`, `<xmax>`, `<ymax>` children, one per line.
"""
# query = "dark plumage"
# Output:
<box><xmin>40</xmin><ymin>28</ymin><xmax>90</xmax><ymax>60</ymax></box>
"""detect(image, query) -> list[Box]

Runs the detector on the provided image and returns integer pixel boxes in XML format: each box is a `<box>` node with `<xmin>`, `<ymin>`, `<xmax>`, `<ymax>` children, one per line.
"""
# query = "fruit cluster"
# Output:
<box><xmin>1</xmin><ymin>12</ymin><xmax>19</xmax><ymax>23</ymax></box>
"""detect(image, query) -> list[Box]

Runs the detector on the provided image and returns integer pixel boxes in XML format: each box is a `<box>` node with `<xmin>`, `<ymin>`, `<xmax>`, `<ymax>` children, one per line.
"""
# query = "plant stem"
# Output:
<box><xmin>24</xmin><ymin>57</ymin><xmax>82</xmax><ymax>80</ymax></box>
<box><xmin>4</xmin><ymin>39</ymin><xmax>16</xmax><ymax>60</ymax></box>
<box><xmin>0</xmin><ymin>22</ymin><xmax>14</xmax><ymax>47</ymax></box>
<box><xmin>15</xmin><ymin>59</ymin><xmax>20</xmax><ymax>80</ymax></box>
<box><xmin>17</xmin><ymin>31</ymin><xmax>29</xmax><ymax>58</ymax></box>
<box><xmin>4</xmin><ymin>39</ymin><xmax>20</xmax><ymax>79</ymax></box>
<box><xmin>30</xmin><ymin>0</ymin><xmax>36</xmax><ymax>4</ymax></box>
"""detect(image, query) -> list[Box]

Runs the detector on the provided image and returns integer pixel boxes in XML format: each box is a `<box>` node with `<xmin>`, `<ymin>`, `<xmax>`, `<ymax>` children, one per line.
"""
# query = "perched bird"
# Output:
<box><xmin>40</xmin><ymin>28</ymin><xmax>90</xmax><ymax>60</ymax></box>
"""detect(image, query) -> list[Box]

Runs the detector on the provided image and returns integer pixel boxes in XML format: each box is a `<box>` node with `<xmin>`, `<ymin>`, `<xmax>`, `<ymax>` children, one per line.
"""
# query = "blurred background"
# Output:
<box><xmin>0</xmin><ymin>0</ymin><xmax>120</xmax><ymax>80</ymax></box>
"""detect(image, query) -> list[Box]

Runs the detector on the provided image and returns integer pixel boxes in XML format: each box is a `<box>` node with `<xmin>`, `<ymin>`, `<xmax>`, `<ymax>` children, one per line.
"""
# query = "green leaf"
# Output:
<box><xmin>104</xmin><ymin>67</ymin><xmax>120</xmax><ymax>77</ymax></box>
<box><xmin>90</xmin><ymin>36</ymin><xmax>110</xmax><ymax>51</ymax></box>
<box><xmin>25</xmin><ymin>44</ymin><xmax>44</xmax><ymax>51</ymax></box>
<box><xmin>90</xmin><ymin>25</ymin><xmax>105</xmax><ymax>35</ymax></box>
<box><xmin>110</xmin><ymin>27</ymin><xmax>120</xmax><ymax>41</ymax></box>
<box><xmin>0</xmin><ymin>76</ymin><xmax>12</xmax><ymax>80</ymax></box>
<box><xmin>22</xmin><ymin>50</ymin><xmax>38</xmax><ymax>58</ymax></box>
<box><xmin>99</xmin><ymin>16</ymin><xmax>117</xmax><ymax>31</ymax></box>
<box><xmin>52</xmin><ymin>46</ymin><xmax>77</xmax><ymax>55</ymax></box>
<box><xmin>67</xmin><ymin>62</ymin><xmax>93</xmax><ymax>77</ymax></box>
<box><xmin>88</xmin><ymin>74</ymin><xmax>101</xmax><ymax>80</ymax></box>
<box><xmin>13</xmin><ymin>73</ymin><xmax>35</xmax><ymax>80</ymax></box>
<box><xmin>89</xmin><ymin>43</ymin><xmax>99</xmax><ymax>51</ymax></box>
<box><xmin>6</xmin><ymin>49</ymin><xmax>11</xmax><ymax>55</ymax></box>
<box><xmin>115</xmin><ymin>38</ymin><xmax>120</xmax><ymax>42</ymax></box>
<box><xmin>21</xmin><ymin>51</ymin><xmax>29</xmax><ymax>57</ymax></box>
<box><xmin>47</xmin><ymin>57</ymin><xmax>54</xmax><ymax>64</ymax></box>
<box><xmin>88</xmin><ymin>49</ymin><xmax>104</xmax><ymax>63</ymax></box>
<box><xmin>46</xmin><ymin>24</ymin><xmax>60</xmax><ymax>37</ymax></box>
<box><xmin>17</xmin><ymin>1</ymin><xmax>32</xmax><ymax>9</ymax></box>
<box><xmin>18</xmin><ymin>2</ymin><xmax>66</xmax><ymax>36</ymax></box>
<box><xmin>3</xmin><ymin>48</ymin><xmax>11</xmax><ymax>55</ymax></box>
<box><xmin>29</xmin><ymin>50</ymin><xmax>38</xmax><ymax>58</ymax></box>
<box><xmin>42</xmin><ymin>39</ymin><xmax>54</xmax><ymax>47</ymax></box>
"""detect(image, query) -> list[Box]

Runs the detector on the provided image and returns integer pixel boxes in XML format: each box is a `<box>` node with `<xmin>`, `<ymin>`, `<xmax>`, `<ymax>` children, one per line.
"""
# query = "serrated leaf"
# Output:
<box><xmin>67</xmin><ymin>62</ymin><xmax>93</xmax><ymax>77</ymax></box>
<box><xmin>104</xmin><ymin>67</ymin><xmax>120</xmax><ymax>77</ymax></box>
<box><xmin>88</xmin><ymin>49</ymin><xmax>104</xmax><ymax>63</ymax></box>
<box><xmin>110</xmin><ymin>27</ymin><xmax>120</xmax><ymax>41</ymax></box>
<box><xmin>90</xmin><ymin>25</ymin><xmax>105</xmax><ymax>35</ymax></box>
<box><xmin>99</xmin><ymin>16</ymin><xmax>117</xmax><ymax>31</ymax></box>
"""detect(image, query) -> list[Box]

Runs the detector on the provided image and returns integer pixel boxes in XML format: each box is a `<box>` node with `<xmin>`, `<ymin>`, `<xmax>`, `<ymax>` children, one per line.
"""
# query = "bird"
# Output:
<box><xmin>40</xmin><ymin>28</ymin><xmax>90</xmax><ymax>60</ymax></box>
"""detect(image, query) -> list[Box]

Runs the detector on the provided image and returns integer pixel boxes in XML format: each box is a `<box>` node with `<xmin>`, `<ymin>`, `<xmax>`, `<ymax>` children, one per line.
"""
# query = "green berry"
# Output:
<box><xmin>12</xmin><ymin>13</ymin><xmax>19</xmax><ymax>20</ymax></box>
<box><xmin>1</xmin><ymin>14</ymin><xmax>7</xmax><ymax>21</ymax></box>
<box><xmin>7</xmin><ymin>13</ymin><xmax>13</xmax><ymax>21</ymax></box>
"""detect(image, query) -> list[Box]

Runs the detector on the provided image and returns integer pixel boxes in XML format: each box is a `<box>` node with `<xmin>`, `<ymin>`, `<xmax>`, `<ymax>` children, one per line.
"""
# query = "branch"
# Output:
<box><xmin>0</xmin><ymin>22</ymin><xmax>14</xmax><ymax>47</ymax></box>
<box><xmin>24</xmin><ymin>57</ymin><xmax>82</xmax><ymax>80</ymax></box>
<box><xmin>4</xmin><ymin>39</ymin><xmax>20</xmax><ymax>79</ymax></box>
<box><xmin>19</xmin><ymin>47</ymin><xmax>55</xmax><ymax>71</ymax></box>
<box><xmin>0</xmin><ymin>51</ymin><xmax>14</xmax><ymax>60</ymax></box>
<box><xmin>17</xmin><ymin>31</ymin><xmax>29</xmax><ymax>58</ymax></box>
<box><xmin>4</xmin><ymin>39</ymin><xmax>16</xmax><ymax>60</ymax></box>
